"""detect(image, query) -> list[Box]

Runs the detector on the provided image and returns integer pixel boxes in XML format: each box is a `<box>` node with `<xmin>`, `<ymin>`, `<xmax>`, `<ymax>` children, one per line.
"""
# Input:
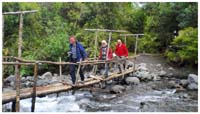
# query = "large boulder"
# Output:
<box><xmin>125</xmin><ymin>77</ymin><xmax>140</xmax><ymax>85</ymax></box>
<box><xmin>4</xmin><ymin>75</ymin><xmax>16</xmax><ymax>83</ymax></box>
<box><xmin>187</xmin><ymin>83</ymin><xmax>198</xmax><ymax>90</ymax></box>
<box><xmin>187</xmin><ymin>74</ymin><xmax>198</xmax><ymax>84</ymax></box>
<box><xmin>39</xmin><ymin>72</ymin><xmax>52</xmax><ymax>79</ymax></box>
<box><xmin>110</xmin><ymin>85</ymin><xmax>125</xmax><ymax>94</ymax></box>
<box><xmin>136</xmin><ymin>71</ymin><xmax>152</xmax><ymax>81</ymax></box>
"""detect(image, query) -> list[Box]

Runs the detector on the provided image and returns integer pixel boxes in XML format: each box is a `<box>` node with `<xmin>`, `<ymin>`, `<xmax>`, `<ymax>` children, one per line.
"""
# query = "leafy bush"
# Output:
<box><xmin>165</xmin><ymin>27</ymin><xmax>198</xmax><ymax>65</ymax></box>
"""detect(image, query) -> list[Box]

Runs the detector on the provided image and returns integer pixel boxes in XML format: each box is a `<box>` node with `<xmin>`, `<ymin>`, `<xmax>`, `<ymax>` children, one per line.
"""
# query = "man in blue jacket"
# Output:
<box><xmin>68</xmin><ymin>36</ymin><xmax>87</xmax><ymax>86</ymax></box>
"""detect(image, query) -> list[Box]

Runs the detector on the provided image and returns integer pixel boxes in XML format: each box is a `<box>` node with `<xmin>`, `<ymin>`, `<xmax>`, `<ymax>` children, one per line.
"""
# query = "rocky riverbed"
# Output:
<box><xmin>2</xmin><ymin>54</ymin><xmax>198</xmax><ymax>112</ymax></box>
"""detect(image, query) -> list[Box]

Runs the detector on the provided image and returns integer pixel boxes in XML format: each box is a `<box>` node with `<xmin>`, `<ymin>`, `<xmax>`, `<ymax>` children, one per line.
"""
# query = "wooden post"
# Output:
<box><xmin>134</xmin><ymin>35</ymin><xmax>138</xmax><ymax>55</ymax></box>
<box><xmin>125</xmin><ymin>35</ymin><xmax>127</xmax><ymax>46</ymax></box>
<box><xmin>3</xmin><ymin>10</ymin><xmax>38</xmax><ymax>59</ymax></box>
<box><xmin>15</xmin><ymin>61</ymin><xmax>20</xmax><ymax>112</ymax></box>
<box><xmin>2</xmin><ymin>15</ymin><xmax>4</xmax><ymax>91</ymax></box>
<box><xmin>59</xmin><ymin>57</ymin><xmax>62</xmax><ymax>76</ymax></box>
<box><xmin>31</xmin><ymin>62</ymin><xmax>38</xmax><ymax>112</ymax></box>
<box><xmin>18</xmin><ymin>13</ymin><xmax>23</xmax><ymax>58</ymax></box>
<box><xmin>2</xmin><ymin>15</ymin><xmax>4</xmax><ymax>43</ymax></box>
<box><xmin>106</xmin><ymin>32</ymin><xmax>112</xmax><ymax>60</ymax></box>
<box><xmin>94</xmin><ymin>31</ymin><xmax>98</xmax><ymax>58</ymax></box>
<box><xmin>92</xmin><ymin>31</ymin><xmax>98</xmax><ymax>74</ymax></box>
<box><xmin>120</xmin><ymin>34</ymin><xmax>144</xmax><ymax>55</ymax></box>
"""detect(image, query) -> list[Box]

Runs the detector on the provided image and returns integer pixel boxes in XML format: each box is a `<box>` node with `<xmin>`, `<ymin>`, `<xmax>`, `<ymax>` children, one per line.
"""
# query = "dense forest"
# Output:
<box><xmin>2</xmin><ymin>2</ymin><xmax>198</xmax><ymax>75</ymax></box>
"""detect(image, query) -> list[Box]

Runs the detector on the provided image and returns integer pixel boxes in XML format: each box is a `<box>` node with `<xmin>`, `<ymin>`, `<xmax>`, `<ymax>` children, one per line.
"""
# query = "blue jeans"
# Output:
<box><xmin>70</xmin><ymin>58</ymin><xmax>84</xmax><ymax>84</ymax></box>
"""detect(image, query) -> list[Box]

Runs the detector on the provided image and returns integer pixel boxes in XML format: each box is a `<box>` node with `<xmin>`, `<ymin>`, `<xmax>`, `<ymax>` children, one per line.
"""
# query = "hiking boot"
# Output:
<box><xmin>72</xmin><ymin>83</ymin><xmax>76</xmax><ymax>87</ymax></box>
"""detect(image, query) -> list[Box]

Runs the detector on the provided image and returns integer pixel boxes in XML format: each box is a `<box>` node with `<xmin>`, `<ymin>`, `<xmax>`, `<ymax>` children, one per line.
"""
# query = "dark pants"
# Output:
<box><xmin>70</xmin><ymin>58</ymin><xmax>84</xmax><ymax>84</ymax></box>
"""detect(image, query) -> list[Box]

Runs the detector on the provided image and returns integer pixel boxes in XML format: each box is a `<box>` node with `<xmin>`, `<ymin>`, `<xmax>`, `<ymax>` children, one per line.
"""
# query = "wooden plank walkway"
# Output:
<box><xmin>2</xmin><ymin>68</ymin><xmax>135</xmax><ymax>104</ymax></box>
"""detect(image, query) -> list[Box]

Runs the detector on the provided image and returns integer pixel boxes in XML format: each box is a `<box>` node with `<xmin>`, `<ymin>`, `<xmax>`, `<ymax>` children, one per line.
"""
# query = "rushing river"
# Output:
<box><xmin>3</xmin><ymin>80</ymin><xmax>198</xmax><ymax>112</ymax></box>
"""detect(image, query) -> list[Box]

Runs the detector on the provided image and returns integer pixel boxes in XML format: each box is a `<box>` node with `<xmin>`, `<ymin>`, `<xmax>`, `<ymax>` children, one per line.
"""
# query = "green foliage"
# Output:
<box><xmin>165</xmin><ymin>27</ymin><xmax>198</xmax><ymax>65</ymax></box>
<box><xmin>138</xmin><ymin>33</ymin><xmax>161</xmax><ymax>53</ymax></box>
<box><xmin>2</xmin><ymin>2</ymin><xmax>198</xmax><ymax>75</ymax></box>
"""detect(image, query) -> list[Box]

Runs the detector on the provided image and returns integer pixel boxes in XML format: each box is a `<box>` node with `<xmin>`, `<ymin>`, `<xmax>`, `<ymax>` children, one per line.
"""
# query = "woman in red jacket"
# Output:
<box><xmin>99</xmin><ymin>40</ymin><xmax>113</xmax><ymax>77</ymax></box>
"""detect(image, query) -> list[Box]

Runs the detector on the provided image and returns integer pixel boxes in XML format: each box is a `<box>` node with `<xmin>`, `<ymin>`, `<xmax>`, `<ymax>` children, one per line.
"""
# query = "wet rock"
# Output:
<box><xmin>4</xmin><ymin>75</ymin><xmax>16</xmax><ymax>83</ymax></box>
<box><xmin>137</xmin><ymin>63</ymin><xmax>148</xmax><ymax>71</ymax></box>
<box><xmin>134</xmin><ymin>70</ymin><xmax>151</xmax><ymax>81</ymax></box>
<box><xmin>168</xmin><ymin>67</ymin><xmax>174</xmax><ymax>71</ymax></box>
<box><xmin>179</xmin><ymin>93</ymin><xmax>189</xmax><ymax>99</ymax></box>
<box><xmin>40</xmin><ymin>72</ymin><xmax>52</xmax><ymax>79</ymax></box>
<box><xmin>156</xmin><ymin>64</ymin><xmax>162</xmax><ymax>67</ymax></box>
<box><xmin>110</xmin><ymin>85</ymin><xmax>125</xmax><ymax>94</ymax></box>
<box><xmin>25</xmin><ymin>81</ymin><xmax>33</xmax><ymax>87</ymax></box>
<box><xmin>159</xmin><ymin>70</ymin><xmax>167</xmax><ymax>76</ymax></box>
<box><xmin>168</xmin><ymin>80</ymin><xmax>177</xmax><ymax>88</ymax></box>
<box><xmin>54</xmin><ymin>73</ymin><xmax>58</xmax><ymax>77</ymax></box>
<box><xmin>166</xmin><ymin>73</ymin><xmax>173</xmax><ymax>77</ymax></box>
<box><xmin>10</xmin><ymin>81</ymin><xmax>15</xmax><ymax>87</ymax></box>
<box><xmin>125</xmin><ymin>85</ymin><xmax>132</xmax><ymax>90</ymax></box>
<box><xmin>187</xmin><ymin>83</ymin><xmax>198</xmax><ymax>90</ymax></box>
<box><xmin>26</xmin><ymin>76</ymin><xmax>34</xmax><ymax>81</ymax></box>
<box><xmin>151</xmin><ymin>73</ymin><xmax>161</xmax><ymax>81</ymax></box>
<box><xmin>187</xmin><ymin>74</ymin><xmax>198</xmax><ymax>84</ymax></box>
<box><xmin>36</xmin><ymin>80</ymin><xmax>48</xmax><ymax>87</ymax></box>
<box><xmin>179</xmin><ymin>79</ymin><xmax>188</xmax><ymax>87</ymax></box>
<box><xmin>125</xmin><ymin>77</ymin><xmax>140</xmax><ymax>85</ymax></box>
<box><xmin>21</xmin><ymin>77</ymin><xmax>27</xmax><ymax>83</ymax></box>
<box><xmin>126</xmin><ymin>60</ymin><xmax>133</xmax><ymax>69</ymax></box>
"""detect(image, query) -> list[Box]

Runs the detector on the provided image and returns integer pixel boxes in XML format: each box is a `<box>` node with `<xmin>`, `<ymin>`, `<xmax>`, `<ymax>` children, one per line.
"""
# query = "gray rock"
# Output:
<box><xmin>159</xmin><ymin>70</ymin><xmax>167</xmax><ymax>76</ymax></box>
<box><xmin>25</xmin><ymin>81</ymin><xmax>33</xmax><ymax>87</ymax></box>
<box><xmin>125</xmin><ymin>77</ymin><xmax>140</xmax><ymax>85</ymax></box>
<box><xmin>168</xmin><ymin>80</ymin><xmax>177</xmax><ymax>88</ymax></box>
<box><xmin>126</xmin><ymin>60</ymin><xmax>133</xmax><ymax>69</ymax></box>
<box><xmin>137</xmin><ymin>66</ymin><xmax>148</xmax><ymax>71</ymax></box>
<box><xmin>36</xmin><ymin>80</ymin><xmax>48</xmax><ymax>87</ymax></box>
<box><xmin>180</xmin><ymin>79</ymin><xmax>188</xmax><ymax>87</ymax></box>
<box><xmin>156</xmin><ymin>64</ymin><xmax>162</xmax><ymax>67</ymax></box>
<box><xmin>167</xmin><ymin>72</ymin><xmax>174</xmax><ymax>77</ymax></box>
<box><xmin>137</xmin><ymin>63</ymin><xmax>148</xmax><ymax>71</ymax></box>
<box><xmin>187</xmin><ymin>74</ymin><xmax>198</xmax><ymax>84</ymax></box>
<box><xmin>110</xmin><ymin>85</ymin><xmax>125</xmax><ymax>94</ymax></box>
<box><xmin>5</xmin><ymin>75</ymin><xmax>16</xmax><ymax>82</ymax></box>
<box><xmin>21</xmin><ymin>77</ymin><xmax>27</xmax><ymax>83</ymax></box>
<box><xmin>151</xmin><ymin>73</ymin><xmax>161</xmax><ymax>81</ymax></box>
<box><xmin>40</xmin><ymin>72</ymin><xmax>52</xmax><ymax>79</ymax></box>
<box><xmin>168</xmin><ymin>67</ymin><xmax>174</xmax><ymax>71</ymax></box>
<box><xmin>54</xmin><ymin>73</ymin><xmax>58</xmax><ymax>77</ymax></box>
<box><xmin>26</xmin><ymin>76</ymin><xmax>34</xmax><ymax>81</ymax></box>
<box><xmin>10</xmin><ymin>81</ymin><xmax>15</xmax><ymax>87</ymax></box>
<box><xmin>187</xmin><ymin>83</ymin><xmax>198</xmax><ymax>90</ymax></box>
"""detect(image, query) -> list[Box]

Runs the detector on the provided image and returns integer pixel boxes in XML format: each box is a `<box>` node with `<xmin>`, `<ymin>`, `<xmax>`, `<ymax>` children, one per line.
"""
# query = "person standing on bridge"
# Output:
<box><xmin>99</xmin><ymin>40</ymin><xmax>113</xmax><ymax>77</ymax></box>
<box><xmin>68</xmin><ymin>36</ymin><xmax>87</xmax><ymax>86</ymax></box>
<box><xmin>114</xmin><ymin>39</ymin><xmax>129</xmax><ymax>73</ymax></box>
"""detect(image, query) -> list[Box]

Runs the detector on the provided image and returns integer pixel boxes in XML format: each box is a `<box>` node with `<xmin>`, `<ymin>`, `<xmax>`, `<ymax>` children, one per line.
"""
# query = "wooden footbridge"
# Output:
<box><xmin>3</xmin><ymin>10</ymin><xmax>144</xmax><ymax>112</ymax></box>
<box><xmin>2</xmin><ymin>55</ymin><xmax>138</xmax><ymax>112</ymax></box>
